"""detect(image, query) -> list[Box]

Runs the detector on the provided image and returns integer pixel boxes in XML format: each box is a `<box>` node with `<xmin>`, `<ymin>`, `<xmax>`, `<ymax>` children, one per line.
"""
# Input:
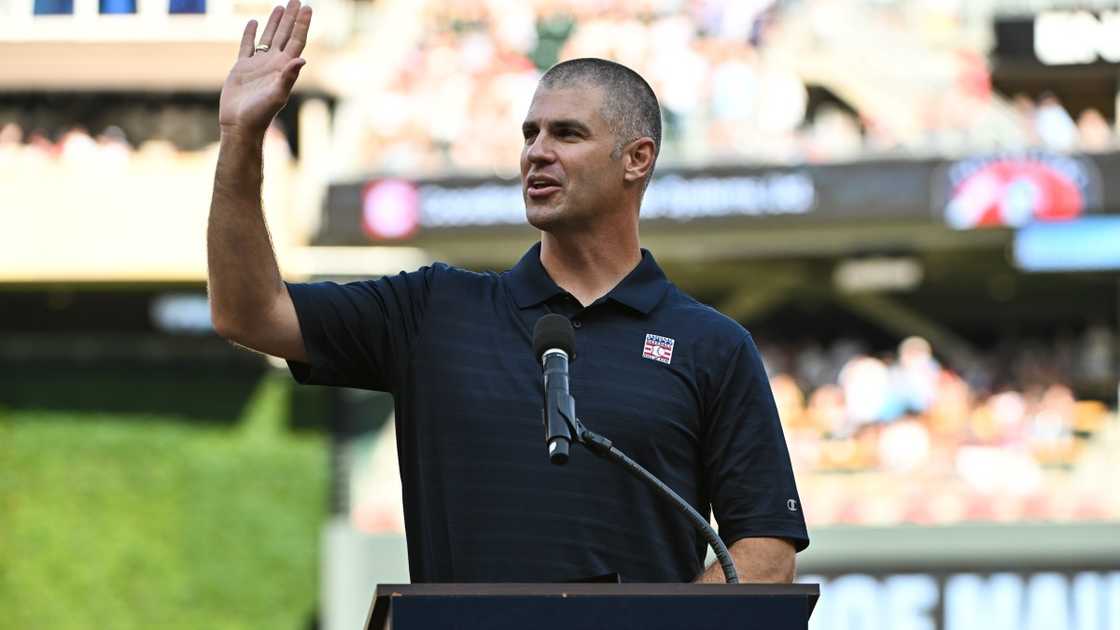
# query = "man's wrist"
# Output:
<box><xmin>219</xmin><ymin>123</ymin><xmax>268</xmax><ymax>147</ymax></box>
<box><xmin>694</xmin><ymin>563</ymin><xmax>728</xmax><ymax>583</ymax></box>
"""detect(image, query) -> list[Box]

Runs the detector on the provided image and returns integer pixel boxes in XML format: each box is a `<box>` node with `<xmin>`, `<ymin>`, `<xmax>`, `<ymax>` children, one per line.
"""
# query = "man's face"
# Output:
<box><xmin>520</xmin><ymin>84</ymin><xmax>623</xmax><ymax>232</ymax></box>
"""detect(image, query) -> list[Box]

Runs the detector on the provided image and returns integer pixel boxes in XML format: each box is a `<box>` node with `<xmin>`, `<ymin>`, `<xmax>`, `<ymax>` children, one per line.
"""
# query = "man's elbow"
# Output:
<box><xmin>210</xmin><ymin>308</ymin><xmax>241</xmax><ymax>342</ymax></box>
<box><xmin>210</xmin><ymin>305</ymin><xmax>257</xmax><ymax>346</ymax></box>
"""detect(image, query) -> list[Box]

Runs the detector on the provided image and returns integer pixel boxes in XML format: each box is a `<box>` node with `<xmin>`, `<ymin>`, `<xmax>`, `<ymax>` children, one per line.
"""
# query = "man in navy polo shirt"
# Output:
<box><xmin>208</xmin><ymin>1</ymin><xmax>807</xmax><ymax>582</ymax></box>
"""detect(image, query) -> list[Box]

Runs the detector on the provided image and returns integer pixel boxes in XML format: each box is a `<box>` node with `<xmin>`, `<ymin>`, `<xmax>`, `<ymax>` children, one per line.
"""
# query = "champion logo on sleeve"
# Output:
<box><xmin>642</xmin><ymin>333</ymin><xmax>675</xmax><ymax>365</ymax></box>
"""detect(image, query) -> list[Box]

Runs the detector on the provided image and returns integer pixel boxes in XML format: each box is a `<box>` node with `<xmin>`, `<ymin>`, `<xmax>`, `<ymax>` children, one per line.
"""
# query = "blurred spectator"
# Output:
<box><xmin>878</xmin><ymin>417</ymin><xmax>930</xmax><ymax>473</ymax></box>
<box><xmin>1077</xmin><ymin>108</ymin><xmax>1113</xmax><ymax>153</ymax></box>
<box><xmin>837</xmin><ymin>354</ymin><xmax>892</xmax><ymax>427</ymax></box>
<box><xmin>1010</xmin><ymin>93</ymin><xmax>1042</xmax><ymax>147</ymax></box>
<box><xmin>1030</xmin><ymin>384</ymin><xmax>1076</xmax><ymax>465</ymax></box>
<box><xmin>806</xmin><ymin>384</ymin><xmax>846</xmax><ymax>437</ymax></box>
<box><xmin>1079</xmin><ymin>322</ymin><xmax>1115</xmax><ymax>383</ymax></box>
<box><xmin>770</xmin><ymin>373</ymin><xmax>806</xmax><ymax>429</ymax></box>
<box><xmin>794</xmin><ymin>343</ymin><xmax>830</xmax><ymax>390</ymax></box>
<box><xmin>1034</xmin><ymin>93</ymin><xmax>1078</xmax><ymax>152</ymax></box>
<box><xmin>969</xmin><ymin>390</ymin><xmax>1027</xmax><ymax>445</ymax></box>
<box><xmin>96</xmin><ymin>125</ymin><xmax>132</xmax><ymax>168</ymax></box>
<box><xmin>25</xmin><ymin>128</ymin><xmax>56</xmax><ymax>160</ymax></box>
<box><xmin>805</xmin><ymin>105</ymin><xmax>862</xmax><ymax>162</ymax></box>
<box><xmin>0</xmin><ymin>122</ymin><xmax>23</xmax><ymax>161</ymax></box>
<box><xmin>893</xmin><ymin>336</ymin><xmax>940</xmax><ymax>414</ymax></box>
<box><xmin>58</xmin><ymin>127</ymin><xmax>98</xmax><ymax>164</ymax></box>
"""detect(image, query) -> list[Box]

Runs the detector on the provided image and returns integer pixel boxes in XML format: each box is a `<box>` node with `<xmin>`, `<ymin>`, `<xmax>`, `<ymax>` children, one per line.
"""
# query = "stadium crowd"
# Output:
<box><xmin>0</xmin><ymin>121</ymin><xmax>305</xmax><ymax>273</ymax></box>
<box><xmin>347</xmin><ymin>0</ymin><xmax>1120</xmax><ymax>177</ymax></box>
<box><xmin>759</xmin><ymin>330</ymin><xmax>1118</xmax><ymax>526</ymax></box>
<box><xmin>0</xmin><ymin>121</ymin><xmax>290</xmax><ymax>167</ymax></box>
<box><xmin>6</xmin><ymin>1</ymin><xmax>1119</xmax><ymax>176</ymax></box>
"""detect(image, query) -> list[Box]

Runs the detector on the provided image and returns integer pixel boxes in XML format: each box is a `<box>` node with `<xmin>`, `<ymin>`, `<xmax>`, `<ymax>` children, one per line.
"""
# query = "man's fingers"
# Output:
<box><xmin>257</xmin><ymin>5</ymin><xmax>284</xmax><ymax>49</ymax></box>
<box><xmin>284</xmin><ymin>6</ymin><xmax>312</xmax><ymax>56</ymax></box>
<box><xmin>279</xmin><ymin>58</ymin><xmax>306</xmax><ymax>93</ymax></box>
<box><xmin>274</xmin><ymin>0</ymin><xmax>301</xmax><ymax>52</ymax></box>
<box><xmin>238</xmin><ymin>19</ymin><xmax>258</xmax><ymax>59</ymax></box>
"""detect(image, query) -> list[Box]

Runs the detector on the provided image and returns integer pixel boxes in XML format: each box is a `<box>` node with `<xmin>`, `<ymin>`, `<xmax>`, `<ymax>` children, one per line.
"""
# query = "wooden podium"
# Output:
<box><xmin>365</xmin><ymin>583</ymin><xmax>820</xmax><ymax>630</ymax></box>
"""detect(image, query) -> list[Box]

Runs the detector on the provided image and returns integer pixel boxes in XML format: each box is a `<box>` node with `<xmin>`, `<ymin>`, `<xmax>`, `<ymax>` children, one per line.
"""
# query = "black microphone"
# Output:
<box><xmin>533</xmin><ymin>314</ymin><xmax>576</xmax><ymax>465</ymax></box>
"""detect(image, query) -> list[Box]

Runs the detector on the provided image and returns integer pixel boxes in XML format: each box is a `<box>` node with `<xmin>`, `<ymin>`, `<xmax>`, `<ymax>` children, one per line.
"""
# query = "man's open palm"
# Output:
<box><xmin>219</xmin><ymin>0</ymin><xmax>312</xmax><ymax>134</ymax></box>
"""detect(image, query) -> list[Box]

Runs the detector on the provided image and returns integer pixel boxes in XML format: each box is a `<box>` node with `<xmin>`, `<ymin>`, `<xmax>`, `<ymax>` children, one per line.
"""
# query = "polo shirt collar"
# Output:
<box><xmin>507</xmin><ymin>242</ymin><xmax>671</xmax><ymax>315</ymax></box>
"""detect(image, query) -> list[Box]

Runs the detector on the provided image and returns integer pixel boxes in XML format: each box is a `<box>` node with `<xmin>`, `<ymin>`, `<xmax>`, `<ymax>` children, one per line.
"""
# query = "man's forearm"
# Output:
<box><xmin>207</xmin><ymin>127</ymin><xmax>285</xmax><ymax>337</ymax></box>
<box><xmin>695</xmin><ymin>537</ymin><xmax>796</xmax><ymax>583</ymax></box>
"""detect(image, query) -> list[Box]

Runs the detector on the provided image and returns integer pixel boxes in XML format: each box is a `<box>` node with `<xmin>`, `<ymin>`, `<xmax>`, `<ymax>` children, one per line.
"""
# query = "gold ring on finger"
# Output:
<box><xmin>254</xmin><ymin>44</ymin><xmax>271</xmax><ymax>53</ymax></box>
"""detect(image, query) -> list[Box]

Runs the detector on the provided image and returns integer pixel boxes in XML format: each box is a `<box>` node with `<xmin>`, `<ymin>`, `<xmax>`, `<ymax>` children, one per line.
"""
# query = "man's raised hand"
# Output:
<box><xmin>219</xmin><ymin>0</ymin><xmax>312</xmax><ymax>136</ymax></box>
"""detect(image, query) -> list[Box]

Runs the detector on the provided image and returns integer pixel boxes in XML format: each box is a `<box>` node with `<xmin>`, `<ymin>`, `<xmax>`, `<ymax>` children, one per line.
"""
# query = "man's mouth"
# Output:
<box><xmin>527</xmin><ymin>176</ymin><xmax>562</xmax><ymax>199</ymax></box>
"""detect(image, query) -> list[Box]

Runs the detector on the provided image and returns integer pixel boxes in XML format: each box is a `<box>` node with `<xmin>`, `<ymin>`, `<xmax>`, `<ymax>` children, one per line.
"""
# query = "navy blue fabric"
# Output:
<box><xmin>286</xmin><ymin>242</ymin><xmax>808</xmax><ymax>582</ymax></box>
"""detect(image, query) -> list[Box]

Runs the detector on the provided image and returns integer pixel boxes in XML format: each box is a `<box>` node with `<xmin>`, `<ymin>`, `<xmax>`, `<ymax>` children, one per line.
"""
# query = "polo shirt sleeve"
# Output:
<box><xmin>703</xmin><ymin>333</ymin><xmax>810</xmax><ymax>552</ymax></box>
<box><xmin>282</xmin><ymin>266</ymin><xmax>438</xmax><ymax>393</ymax></box>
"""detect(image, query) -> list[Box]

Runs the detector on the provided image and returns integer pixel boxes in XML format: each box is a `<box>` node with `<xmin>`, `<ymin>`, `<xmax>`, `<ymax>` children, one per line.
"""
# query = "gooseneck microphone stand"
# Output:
<box><xmin>546</xmin><ymin>390</ymin><xmax>740</xmax><ymax>584</ymax></box>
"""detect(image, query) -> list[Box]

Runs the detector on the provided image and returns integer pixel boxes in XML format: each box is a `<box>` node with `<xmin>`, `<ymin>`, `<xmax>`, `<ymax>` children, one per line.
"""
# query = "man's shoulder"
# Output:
<box><xmin>416</xmin><ymin>261</ymin><xmax>501</xmax><ymax>286</ymax></box>
<box><xmin>400</xmin><ymin>262</ymin><xmax>512</xmax><ymax>309</ymax></box>
<box><xmin>660</xmin><ymin>285</ymin><xmax>752</xmax><ymax>347</ymax></box>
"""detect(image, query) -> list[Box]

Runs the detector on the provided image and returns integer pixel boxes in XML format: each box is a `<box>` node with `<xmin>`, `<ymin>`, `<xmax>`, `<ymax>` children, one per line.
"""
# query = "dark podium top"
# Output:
<box><xmin>366</xmin><ymin>583</ymin><xmax>820</xmax><ymax>630</ymax></box>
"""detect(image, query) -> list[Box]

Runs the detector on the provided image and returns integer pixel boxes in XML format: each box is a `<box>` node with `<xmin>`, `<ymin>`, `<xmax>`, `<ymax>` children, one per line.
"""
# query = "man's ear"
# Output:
<box><xmin>622</xmin><ymin>137</ymin><xmax>656</xmax><ymax>185</ymax></box>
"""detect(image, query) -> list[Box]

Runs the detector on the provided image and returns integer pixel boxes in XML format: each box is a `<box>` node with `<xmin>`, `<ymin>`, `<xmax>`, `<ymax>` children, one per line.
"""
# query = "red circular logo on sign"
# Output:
<box><xmin>362</xmin><ymin>179</ymin><xmax>420</xmax><ymax>241</ymax></box>
<box><xmin>945</xmin><ymin>157</ymin><xmax>1086</xmax><ymax>229</ymax></box>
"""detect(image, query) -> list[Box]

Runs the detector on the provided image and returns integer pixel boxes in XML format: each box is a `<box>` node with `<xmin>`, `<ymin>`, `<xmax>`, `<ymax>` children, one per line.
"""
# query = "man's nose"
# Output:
<box><xmin>525</xmin><ymin>134</ymin><xmax>555</xmax><ymax>164</ymax></box>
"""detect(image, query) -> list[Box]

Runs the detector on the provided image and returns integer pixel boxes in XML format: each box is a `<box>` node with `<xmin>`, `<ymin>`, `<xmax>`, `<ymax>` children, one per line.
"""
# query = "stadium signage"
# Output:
<box><xmin>319</xmin><ymin>152</ymin><xmax>1120</xmax><ymax>245</ymax></box>
<box><xmin>359</xmin><ymin>171</ymin><xmax>816</xmax><ymax>238</ymax></box>
<box><xmin>803</xmin><ymin>569</ymin><xmax>1120</xmax><ymax>630</ymax></box>
<box><xmin>361</xmin><ymin>179</ymin><xmax>422</xmax><ymax>240</ymax></box>
<box><xmin>642</xmin><ymin>172</ymin><xmax>815</xmax><ymax>220</ymax></box>
<box><xmin>936</xmin><ymin>151</ymin><xmax>1101</xmax><ymax>230</ymax></box>
<box><xmin>1034</xmin><ymin>10</ymin><xmax>1120</xmax><ymax>65</ymax></box>
<box><xmin>1014</xmin><ymin>216</ymin><xmax>1120</xmax><ymax>271</ymax></box>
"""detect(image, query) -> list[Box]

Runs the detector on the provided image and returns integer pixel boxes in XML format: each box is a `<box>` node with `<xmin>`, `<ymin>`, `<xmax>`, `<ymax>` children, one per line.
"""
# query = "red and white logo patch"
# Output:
<box><xmin>642</xmin><ymin>333</ymin><xmax>675</xmax><ymax>365</ymax></box>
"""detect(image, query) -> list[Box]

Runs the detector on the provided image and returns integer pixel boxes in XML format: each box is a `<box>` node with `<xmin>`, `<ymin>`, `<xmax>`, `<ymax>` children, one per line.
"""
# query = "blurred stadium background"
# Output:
<box><xmin>2</xmin><ymin>0</ymin><xmax>1119</xmax><ymax>628</ymax></box>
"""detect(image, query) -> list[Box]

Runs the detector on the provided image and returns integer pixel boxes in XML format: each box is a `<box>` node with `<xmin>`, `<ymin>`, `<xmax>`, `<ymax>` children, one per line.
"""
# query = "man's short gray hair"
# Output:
<box><xmin>539</xmin><ymin>58</ymin><xmax>662</xmax><ymax>178</ymax></box>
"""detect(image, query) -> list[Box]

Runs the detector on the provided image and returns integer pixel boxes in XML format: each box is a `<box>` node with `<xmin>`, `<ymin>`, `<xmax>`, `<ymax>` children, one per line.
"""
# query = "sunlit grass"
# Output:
<box><xmin>0</xmin><ymin>374</ymin><xmax>328</xmax><ymax>630</ymax></box>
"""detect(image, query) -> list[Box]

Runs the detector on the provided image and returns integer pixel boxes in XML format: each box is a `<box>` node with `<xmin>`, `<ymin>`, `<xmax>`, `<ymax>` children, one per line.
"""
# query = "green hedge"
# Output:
<box><xmin>0</xmin><ymin>373</ymin><xmax>328</xmax><ymax>630</ymax></box>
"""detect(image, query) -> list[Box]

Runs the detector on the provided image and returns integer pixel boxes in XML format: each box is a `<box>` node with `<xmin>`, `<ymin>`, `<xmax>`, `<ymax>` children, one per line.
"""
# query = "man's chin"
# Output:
<box><xmin>525</xmin><ymin>202</ymin><xmax>567</xmax><ymax>231</ymax></box>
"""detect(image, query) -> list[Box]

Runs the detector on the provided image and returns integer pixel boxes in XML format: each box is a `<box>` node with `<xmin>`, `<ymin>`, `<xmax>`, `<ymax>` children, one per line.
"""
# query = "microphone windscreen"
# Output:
<box><xmin>533</xmin><ymin>313</ymin><xmax>575</xmax><ymax>360</ymax></box>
